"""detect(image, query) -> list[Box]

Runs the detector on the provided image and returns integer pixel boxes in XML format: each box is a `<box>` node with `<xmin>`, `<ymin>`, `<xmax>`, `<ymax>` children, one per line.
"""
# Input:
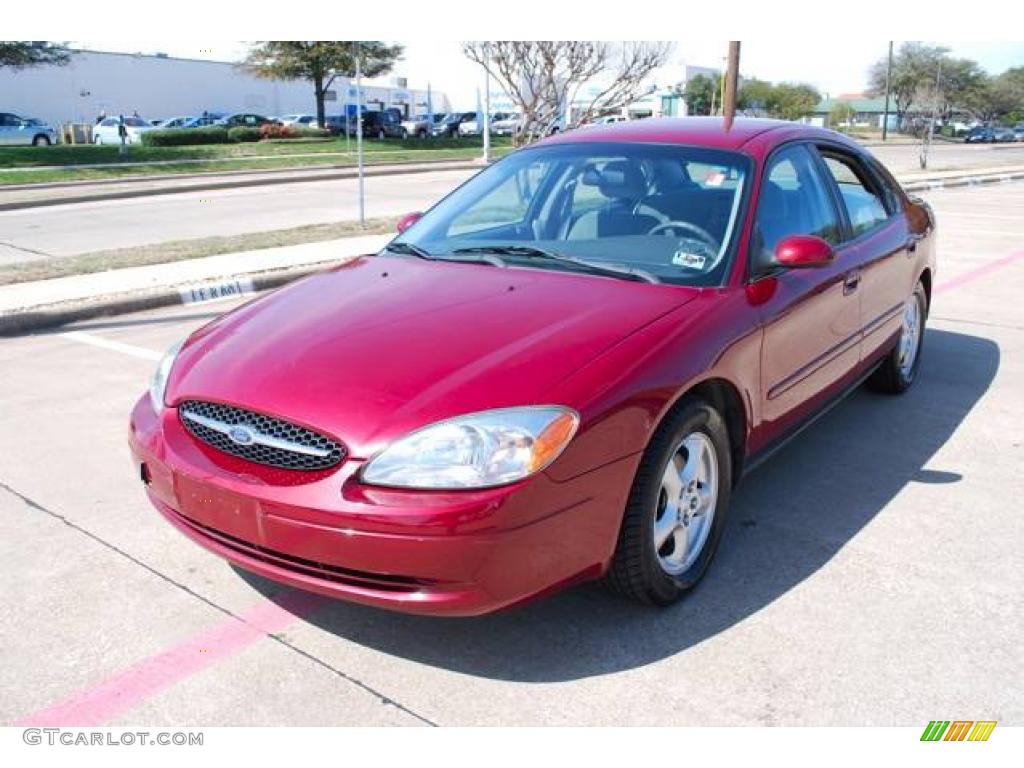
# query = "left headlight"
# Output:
<box><xmin>361</xmin><ymin>406</ymin><xmax>579</xmax><ymax>490</ymax></box>
<box><xmin>149</xmin><ymin>339</ymin><xmax>184</xmax><ymax>414</ymax></box>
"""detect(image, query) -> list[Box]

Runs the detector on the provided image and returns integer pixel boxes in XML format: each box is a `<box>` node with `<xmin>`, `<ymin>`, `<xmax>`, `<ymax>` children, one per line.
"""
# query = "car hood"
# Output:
<box><xmin>167</xmin><ymin>255</ymin><xmax>697</xmax><ymax>458</ymax></box>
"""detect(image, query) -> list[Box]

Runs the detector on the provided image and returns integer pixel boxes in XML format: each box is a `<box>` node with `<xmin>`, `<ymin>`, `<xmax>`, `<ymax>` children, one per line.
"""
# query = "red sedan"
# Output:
<box><xmin>129</xmin><ymin>118</ymin><xmax>936</xmax><ymax>616</ymax></box>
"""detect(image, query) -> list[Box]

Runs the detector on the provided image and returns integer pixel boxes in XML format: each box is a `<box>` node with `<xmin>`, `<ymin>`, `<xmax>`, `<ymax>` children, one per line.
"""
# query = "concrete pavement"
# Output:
<box><xmin>0</xmin><ymin>181</ymin><xmax>1021</xmax><ymax>726</ymax></box>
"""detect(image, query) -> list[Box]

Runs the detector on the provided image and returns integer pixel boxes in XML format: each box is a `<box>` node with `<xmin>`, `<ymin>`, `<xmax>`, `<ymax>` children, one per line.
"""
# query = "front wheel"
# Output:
<box><xmin>32</xmin><ymin>135</ymin><xmax>51</xmax><ymax>147</ymax></box>
<box><xmin>867</xmin><ymin>282</ymin><xmax>927</xmax><ymax>394</ymax></box>
<box><xmin>605</xmin><ymin>397</ymin><xmax>732</xmax><ymax>605</ymax></box>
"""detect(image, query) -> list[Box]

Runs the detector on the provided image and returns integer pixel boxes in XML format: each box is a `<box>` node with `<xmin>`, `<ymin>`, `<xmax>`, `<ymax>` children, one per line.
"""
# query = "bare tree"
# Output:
<box><xmin>464</xmin><ymin>41</ymin><xmax>672</xmax><ymax>145</ymax></box>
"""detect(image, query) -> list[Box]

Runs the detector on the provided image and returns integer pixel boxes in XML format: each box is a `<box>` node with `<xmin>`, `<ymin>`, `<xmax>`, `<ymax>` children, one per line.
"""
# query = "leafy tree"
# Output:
<box><xmin>244</xmin><ymin>41</ymin><xmax>403</xmax><ymax>128</ymax></box>
<box><xmin>0</xmin><ymin>41</ymin><xmax>72</xmax><ymax>70</ymax></box>
<box><xmin>766</xmin><ymin>83</ymin><xmax>821</xmax><ymax>121</ymax></box>
<box><xmin>829</xmin><ymin>101</ymin><xmax>856</xmax><ymax>129</ymax></box>
<box><xmin>682</xmin><ymin>74</ymin><xmax>717</xmax><ymax>115</ymax></box>
<box><xmin>867</xmin><ymin>42</ymin><xmax>949</xmax><ymax>127</ymax></box>
<box><xmin>738</xmin><ymin>78</ymin><xmax>774</xmax><ymax>115</ymax></box>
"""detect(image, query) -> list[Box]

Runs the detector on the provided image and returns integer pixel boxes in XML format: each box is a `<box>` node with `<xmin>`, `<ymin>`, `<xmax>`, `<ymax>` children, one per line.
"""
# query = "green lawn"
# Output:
<box><xmin>0</xmin><ymin>137</ymin><xmax>515</xmax><ymax>186</ymax></box>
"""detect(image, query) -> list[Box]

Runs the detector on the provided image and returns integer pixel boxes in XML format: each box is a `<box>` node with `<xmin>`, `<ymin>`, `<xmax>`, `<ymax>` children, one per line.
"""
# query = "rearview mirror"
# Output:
<box><xmin>774</xmin><ymin>235</ymin><xmax>834</xmax><ymax>269</ymax></box>
<box><xmin>396</xmin><ymin>212</ymin><xmax>423</xmax><ymax>234</ymax></box>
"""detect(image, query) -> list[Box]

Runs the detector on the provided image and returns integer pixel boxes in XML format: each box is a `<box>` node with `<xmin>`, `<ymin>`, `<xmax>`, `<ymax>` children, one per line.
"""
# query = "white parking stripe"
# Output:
<box><xmin>61</xmin><ymin>330</ymin><xmax>161</xmax><ymax>361</ymax></box>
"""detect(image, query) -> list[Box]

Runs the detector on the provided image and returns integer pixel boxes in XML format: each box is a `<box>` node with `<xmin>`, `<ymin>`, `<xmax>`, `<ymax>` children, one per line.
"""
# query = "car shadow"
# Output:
<box><xmin>237</xmin><ymin>328</ymin><xmax>998</xmax><ymax>682</ymax></box>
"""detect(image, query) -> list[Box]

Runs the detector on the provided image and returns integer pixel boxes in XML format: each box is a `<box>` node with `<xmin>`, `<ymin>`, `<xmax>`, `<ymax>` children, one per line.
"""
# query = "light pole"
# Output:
<box><xmin>355</xmin><ymin>42</ymin><xmax>365</xmax><ymax>227</ymax></box>
<box><xmin>482</xmin><ymin>49</ymin><xmax>491</xmax><ymax>164</ymax></box>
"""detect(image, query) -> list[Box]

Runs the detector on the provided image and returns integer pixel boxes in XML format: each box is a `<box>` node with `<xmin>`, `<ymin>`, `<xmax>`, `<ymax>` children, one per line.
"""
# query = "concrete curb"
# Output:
<box><xmin>0</xmin><ymin>261</ymin><xmax>341</xmax><ymax>337</ymax></box>
<box><xmin>2</xmin><ymin>167</ymin><xmax>1022</xmax><ymax>338</ymax></box>
<box><xmin>0</xmin><ymin>159</ymin><xmax>482</xmax><ymax>212</ymax></box>
<box><xmin>902</xmin><ymin>168</ymin><xmax>1024</xmax><ymax>192</ymax></box>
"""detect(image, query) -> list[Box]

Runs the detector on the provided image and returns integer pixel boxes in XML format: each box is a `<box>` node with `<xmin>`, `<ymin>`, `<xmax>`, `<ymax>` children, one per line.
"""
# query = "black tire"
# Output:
<box><xmin>417</xmin><ymin>128</ymin><xmax>427</xmax><ymax>139</ymax></box>
<box><xmin>32</xmin><ymin>135</ymin><xmax>51</xmax><ymax>147</ymax></box>
<box><xmin>604</xmin><ymin>397</ymin><xmax>732</xmax><ymax>606</ymax></box>
<box><xmin>867</xmin><ymin>281</ymin><xmax>927</xmax><ymax>394</ymax></box>
<box><xmin>399</xmin><ymin>127</ymin><xmax>408</xmax><ymax>139</ymax></box>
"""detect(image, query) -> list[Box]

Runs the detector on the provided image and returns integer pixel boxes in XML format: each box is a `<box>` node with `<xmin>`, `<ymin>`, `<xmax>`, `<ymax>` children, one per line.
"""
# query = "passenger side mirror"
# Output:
<box><xmin>774</xmin><ymin>235</ymin><xmax>834</xmax><ymax>269</ymax></box>
<box><xmin>396</xmin><ymin>212</ymin><xmax>423</xmax><ymax>234</ymax></box>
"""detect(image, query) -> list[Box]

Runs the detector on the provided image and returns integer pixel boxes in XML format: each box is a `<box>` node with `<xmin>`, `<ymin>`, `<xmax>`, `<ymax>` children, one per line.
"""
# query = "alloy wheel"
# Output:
<box><xmin>653</xmin><ymin>432</ymin><xmax>718</xmax><ymax>575</ymax></box>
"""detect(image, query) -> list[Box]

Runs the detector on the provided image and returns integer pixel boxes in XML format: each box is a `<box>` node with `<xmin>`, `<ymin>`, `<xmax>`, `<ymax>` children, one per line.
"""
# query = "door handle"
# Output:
<box><xmin>843</xmin><ymin>270</ymin><xmax>861</xmax><ymax>295</ymax></box>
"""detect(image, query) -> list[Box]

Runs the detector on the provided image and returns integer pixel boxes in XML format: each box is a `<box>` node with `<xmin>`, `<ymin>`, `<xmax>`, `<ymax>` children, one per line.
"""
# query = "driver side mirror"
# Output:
<box><xmin>396</xmin><ymin>211</ymin><xmax>423</xmax><ymax>234</ymax></box>
<box><xmin>773</xmin><ymin>235</ymin><xmax>834</xmax><ymax>269</ymax></box>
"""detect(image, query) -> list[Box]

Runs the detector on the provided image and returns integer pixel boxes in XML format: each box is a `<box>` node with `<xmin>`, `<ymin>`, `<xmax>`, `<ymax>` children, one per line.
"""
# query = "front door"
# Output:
<box><xmin>751</xmin><ymin>143</ymin><xmax>862</xmax><ymax>447</ymax></box>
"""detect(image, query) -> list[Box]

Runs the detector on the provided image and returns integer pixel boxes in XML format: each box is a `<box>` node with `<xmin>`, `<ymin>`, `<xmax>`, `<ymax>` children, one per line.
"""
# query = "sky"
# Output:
<box><xmin>72</xmin><ymin>40</ymin><xmax>1024</xmax><ymax>109</ymax></box>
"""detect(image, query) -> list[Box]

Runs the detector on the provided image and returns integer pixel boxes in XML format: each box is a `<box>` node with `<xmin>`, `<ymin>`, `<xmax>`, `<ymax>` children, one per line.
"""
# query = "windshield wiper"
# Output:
<box><xmin>386</xmin><ymin>241</ymin><xmax>506</xmax><ymax>268</ymax></box>
<box><xmin>453</xmin><ymin>245</ymin><xmax>659</xmax><ymax>284</ymax></box>
<box><xmin>384</xmin><ymin>241</ymin><xmax>434</xmax><ymax>259</ymax></box>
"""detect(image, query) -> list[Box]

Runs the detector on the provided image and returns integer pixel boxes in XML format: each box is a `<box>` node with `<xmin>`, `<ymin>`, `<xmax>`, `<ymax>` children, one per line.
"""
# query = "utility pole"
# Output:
<box><xmin>723</xmin><ymin>42</ymin><xmax>740</xmax><ymax>130</ymax></box>
<box><xmin>881</xmin><ymin>41</ymin><xmax>893</xmax><ymax>141</ymax></box>
<box><xmin>355</xmin><ymin>42</ymin><xmax>365</xmax><ymax>227</ymax></box>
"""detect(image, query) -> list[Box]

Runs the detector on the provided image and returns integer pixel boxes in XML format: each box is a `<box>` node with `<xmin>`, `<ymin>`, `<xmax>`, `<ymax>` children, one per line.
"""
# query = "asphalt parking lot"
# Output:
<box><xmin>1</xmin><ymin>181</ymin><xmax>1022</xmax><ymax>727</ymax></box>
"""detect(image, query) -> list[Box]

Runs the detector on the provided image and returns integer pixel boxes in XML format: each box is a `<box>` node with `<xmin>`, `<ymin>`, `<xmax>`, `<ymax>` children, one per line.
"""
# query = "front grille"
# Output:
<box><xmin>178</xmin><ymin>400</ymin><xmax>345</xmax><ymax>471</ymax></box>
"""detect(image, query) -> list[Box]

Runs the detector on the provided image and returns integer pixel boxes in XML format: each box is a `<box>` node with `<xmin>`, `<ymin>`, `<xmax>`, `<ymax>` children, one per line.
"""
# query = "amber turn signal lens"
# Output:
<box><xmin>528</xmin><ymin>411</ymin><xmax>579</xmax><ymax>473</ymax></box>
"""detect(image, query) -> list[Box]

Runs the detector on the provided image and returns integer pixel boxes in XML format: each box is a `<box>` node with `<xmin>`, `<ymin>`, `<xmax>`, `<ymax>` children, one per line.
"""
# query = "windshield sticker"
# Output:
<box><xmin>672</xmin><ymin>250</ymin><xmax>707</xmax><ymax>269</ymax></box>
<box><xmin>705</xmin><ymin>171</ymin><xmax>726</xmax><ymax>187</ymax></box>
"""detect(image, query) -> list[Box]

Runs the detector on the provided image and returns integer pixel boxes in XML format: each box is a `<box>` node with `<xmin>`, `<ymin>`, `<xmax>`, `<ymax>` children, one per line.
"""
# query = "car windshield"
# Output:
<box><xmin>390</xmin><ymin>142</ymin><xmax>751</xmax><ymax>286</ymax></box>
<box><xmin>123</xmin><ymin>117</ymin><xmax>149</xmax><ymax>127</ymax></box>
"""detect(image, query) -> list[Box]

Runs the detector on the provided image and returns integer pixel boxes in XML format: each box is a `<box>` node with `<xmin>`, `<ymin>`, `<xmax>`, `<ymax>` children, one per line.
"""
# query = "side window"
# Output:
<box><xmin>755</xmin><ymin>145</ymin><xmax>841</xmax><ymax>259</ymax></box>
<box><xmin>820</xmin><ymin>152</ymin><xmax>890</xmax><ymax>237</ymax></box>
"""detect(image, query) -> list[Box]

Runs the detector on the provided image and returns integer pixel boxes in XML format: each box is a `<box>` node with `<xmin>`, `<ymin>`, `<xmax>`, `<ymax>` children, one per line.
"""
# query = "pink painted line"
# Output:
<box><xmin>934</xmin><ymin>251</ymin><xmax>1024</xmax><ymax>296</ymax></box>
<box><xmin>16</xmin><ymin>589</ymin><xmax>327</xmax><ymax>727</ymax></box>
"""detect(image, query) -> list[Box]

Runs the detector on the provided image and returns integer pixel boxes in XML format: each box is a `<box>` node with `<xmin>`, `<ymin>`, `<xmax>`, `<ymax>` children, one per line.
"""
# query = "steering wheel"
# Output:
<box><xmin>647</xmin><ymin>220</ymin><xmax>719</xmax><ymax>250</ymax></box>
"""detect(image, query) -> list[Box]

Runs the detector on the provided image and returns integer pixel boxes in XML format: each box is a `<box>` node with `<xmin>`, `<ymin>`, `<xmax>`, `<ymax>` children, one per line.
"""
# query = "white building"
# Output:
<box><xmin>0</xmin><ymin>49</ymin><xmax>451</xmax><ymax>126</ymax></box>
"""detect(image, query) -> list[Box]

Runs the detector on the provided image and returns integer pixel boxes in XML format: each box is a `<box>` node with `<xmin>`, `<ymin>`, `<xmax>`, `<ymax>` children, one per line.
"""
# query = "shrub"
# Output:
<box><xmin>142</xmin><ymin>127</ymin><xmax>230</xmax><ymax>146</ymax></box>
<box><xmin>259</xmin><ymin>123</ymin><xmax>298</xmax><ymax>140</ymax></box>
<box><xmin>228</xmin><ymin>126</ymin><xmax>262</xmax><ymax>143</ymax></box>
<box><xmin>259</xmin><ymin>124</ymin><xmax>332</xmax><ymax>140</ymax></box>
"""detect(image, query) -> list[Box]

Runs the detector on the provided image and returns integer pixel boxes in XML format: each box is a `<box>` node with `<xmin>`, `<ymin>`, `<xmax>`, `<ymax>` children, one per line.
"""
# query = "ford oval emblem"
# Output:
<box><xmin>228</xmin><ymin>425</ymin><xmax>256</xmax><ymax>445</ymax></box>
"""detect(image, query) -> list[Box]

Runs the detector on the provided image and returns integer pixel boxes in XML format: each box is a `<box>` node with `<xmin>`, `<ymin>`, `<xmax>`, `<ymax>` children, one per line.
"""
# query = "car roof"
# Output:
<box><xmin>539</xmin><ymin>116</ymin><xmax>857</xmax><ymax>156</ymax></box>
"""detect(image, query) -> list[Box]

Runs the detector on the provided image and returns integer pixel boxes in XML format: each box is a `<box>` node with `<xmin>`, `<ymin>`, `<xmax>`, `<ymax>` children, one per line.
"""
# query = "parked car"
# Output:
<box><xmin>157</xmin><ymin>116</ymin><xmax>196</xmax><ymax>129</ymax></box>
<box><xmin>217</xmin><ymin>113</ymin><xmax>278</xmax><ymax>128</ymax></box>
<box><xmin>323</xmin><ymin>115</ymin><xmax>351</xmax><ymax>136</ymax></box>
<box><xmin>92</xmin><ymin>116</ymin><xmax>154</xmax><ymax>145</ymax></box>
<box><xmin>491</xmin><ymin>113</ymin><xmax>522</xmax><ymax>136</ymax></box>
<box><xmin>400</xmin><ymin>113</ymin><xmax>446</xmax><ymax>139</ymax></box>
<box><xmin>0</xmin><ymin>113</ymin><xmax>59</xmax><ymax>146</ymax></box>
<box><xmin>182</xmin><ymin>114</ymin><xmax>223</xmax><ymax>128</ymax></box>
<box><xmin>457</xmin><ymin>112</ymin><xmax>513</xmax><ymax>136</ymax></box>
<box><xmin>1014</xmin><ymin>124</ymin><xmax>1024</xmax><ymax>142</ymax></box>
<box><xmin>992</xmin><ymin>126</ymin><xmax>1017</xmax><ymax>143</ymax></box>
<box><xmin>434</xmin><ymin>111</ymin><xmax>476</xmax><ymax>138</ymax></box>
<box><xmin>964</xmin><ymin>126</ymin><xmax>997</xmax><ymax>143</ymax></box>
<box><xmin>358</xmin><ymin>109</ymin><xmax>404</xmax><ymax>139</ymax></box>
<box><xmin>280</xmin><ymin>114</ymin><xmax>318</xmax><ymax>127</ymax></box>
<box><xmin>131</xmin><ymin>118</ymin><xmax>936</xmax><ymax>616</ymax></box>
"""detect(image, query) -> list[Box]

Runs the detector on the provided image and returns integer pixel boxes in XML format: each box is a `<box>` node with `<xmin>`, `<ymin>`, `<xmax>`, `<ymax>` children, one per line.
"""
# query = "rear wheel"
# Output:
<box><xmin>605</xmin><ymin>397</ymin><xmax>732</xmax><ymax>605</ymax></box>
<box><xmin>867</xmin><ymin>281</ymin><xmax>927</xmax><ymax>394</ymax></box>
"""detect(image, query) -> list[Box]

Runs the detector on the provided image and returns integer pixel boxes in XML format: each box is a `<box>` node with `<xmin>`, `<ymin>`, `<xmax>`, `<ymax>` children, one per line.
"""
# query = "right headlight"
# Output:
<box><xmin>148</xmin><ymin>339</ymin><xmax>184</xmax><ymax>414</ymax></box>
<box><xmin>361</xmin><ymin>406</ymin><xmax>579</xmax><ymax>490</ymax></box>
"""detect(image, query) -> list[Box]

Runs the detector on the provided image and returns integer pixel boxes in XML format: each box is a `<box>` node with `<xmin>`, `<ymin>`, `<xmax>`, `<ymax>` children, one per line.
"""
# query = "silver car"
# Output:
<box><xmin>0</xmin><ymin>113</ymin><xmax>59</xmax><ymax>146</ymax></box>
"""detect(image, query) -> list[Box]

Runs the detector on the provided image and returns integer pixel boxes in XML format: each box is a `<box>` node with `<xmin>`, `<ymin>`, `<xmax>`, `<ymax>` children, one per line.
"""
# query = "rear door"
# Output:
<box><xmin>752</xmin><ymin>144</ymin><xmax>862</xmax><ymax>445</ymax></box>
<box><xmin>814</xmin><ymin>146</ymin><xmax>912</xmax><ymax>365</ymax></box>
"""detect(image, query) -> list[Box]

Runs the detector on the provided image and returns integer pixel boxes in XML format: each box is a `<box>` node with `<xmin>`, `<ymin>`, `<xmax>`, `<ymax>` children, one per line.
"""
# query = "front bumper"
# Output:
<box><xmin>129</xmin><ymin>396</ymin><xmax>635</xmax><ymax>616</ymax></box>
